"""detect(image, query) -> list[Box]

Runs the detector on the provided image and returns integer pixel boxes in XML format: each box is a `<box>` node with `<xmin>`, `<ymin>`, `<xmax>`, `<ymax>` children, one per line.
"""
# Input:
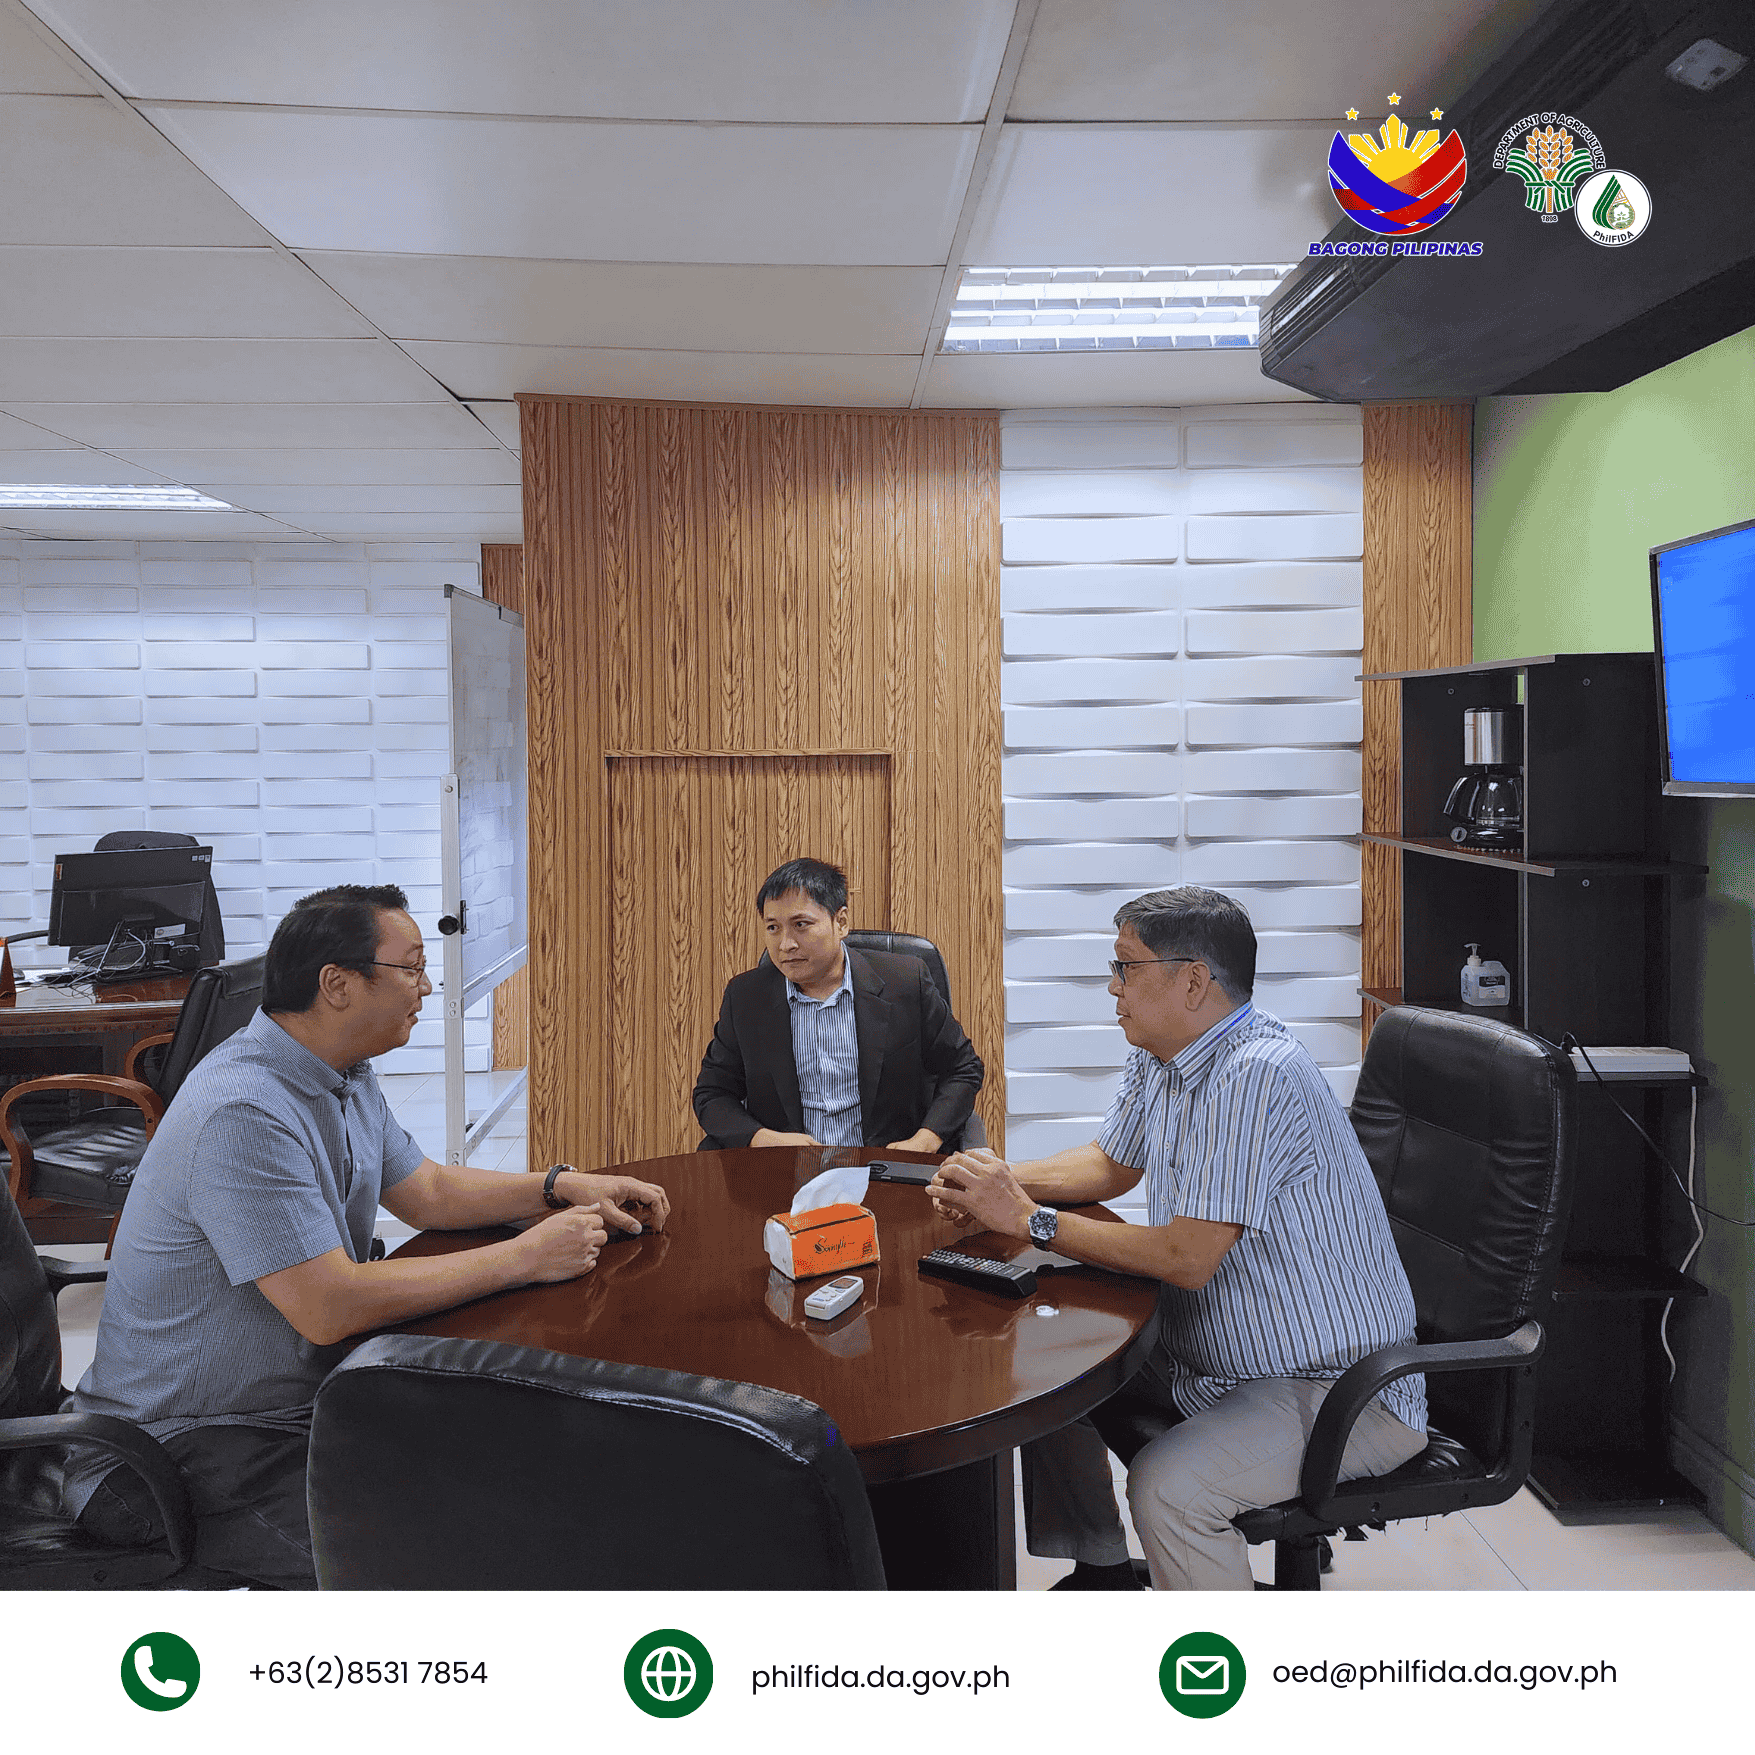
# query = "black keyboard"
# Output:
<box><xmin>918</xmin><ymin>1248</ymin><xmax>1038</xmax><ymax>1298</ymax></box>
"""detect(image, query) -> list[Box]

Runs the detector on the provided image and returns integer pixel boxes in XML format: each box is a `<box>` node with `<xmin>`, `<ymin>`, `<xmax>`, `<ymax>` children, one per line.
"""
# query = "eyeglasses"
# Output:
<box><xmin>1107</xmin><ymin>957</ymin><xmax>1199</xmax><ymax>985</ymax></box>
<box><xmin>366</xmin><ymin>960</ymin><xmax>430</xmax><ymax>983</ymax></box>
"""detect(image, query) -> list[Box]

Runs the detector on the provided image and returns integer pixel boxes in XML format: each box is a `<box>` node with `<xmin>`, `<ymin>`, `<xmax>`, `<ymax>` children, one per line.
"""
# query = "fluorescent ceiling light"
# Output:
<box><xmin>942</xmin><ymin>264</ymin><xmax>1297</xmax><ymax>353</ymax></box>
<box><xmin>0</xmin><ymin>484</ymin><xmax>236</xmax><ymax>510</ymax></box>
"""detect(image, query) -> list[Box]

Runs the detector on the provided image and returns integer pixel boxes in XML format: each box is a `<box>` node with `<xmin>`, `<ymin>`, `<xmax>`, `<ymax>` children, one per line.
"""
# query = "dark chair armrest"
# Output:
<box><xmin>1298</xmin><ymin>1322</ymin><xmax>1545</xmax><ymax>1513</ymax></box>
<box><xmin>0</xmin><ymin>1411</ymin><xmax>195</xmax><ymax>1567</ymax></box>
<box><xmin>38</xmin><ymin>1256</ymin><xmax>111</xmax><ymax>1297</ymax></box>
<box><xmin>4</xmin><ymin>929</ymin><xmax>48</xmax><ymax>943</ymax></box>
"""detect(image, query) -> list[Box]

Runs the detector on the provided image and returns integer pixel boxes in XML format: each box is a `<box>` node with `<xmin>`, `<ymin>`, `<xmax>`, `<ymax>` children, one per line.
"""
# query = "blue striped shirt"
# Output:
<box><xmin>787</xmin><ymin>953</ymin><xmax>862</xmax><ymax>1145</ymax></box>
<box><xmin>1098</xmin><ymin>1005</ymin><xmax>1425</xmax><ymax>1432</ymax></box>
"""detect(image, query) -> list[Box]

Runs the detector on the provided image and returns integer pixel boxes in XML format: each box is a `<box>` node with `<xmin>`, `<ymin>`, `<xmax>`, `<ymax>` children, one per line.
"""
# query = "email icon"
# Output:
<box><xmin>1174</xmin><ymin>1655</ymin><xmax>1229</xmax><ymax>1695</ymax></box>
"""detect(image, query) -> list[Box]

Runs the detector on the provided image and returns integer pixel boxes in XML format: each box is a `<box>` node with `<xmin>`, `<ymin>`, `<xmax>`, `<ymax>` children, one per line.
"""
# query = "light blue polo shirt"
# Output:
<box><xmin>64</xmin><ymin>1007</ymin><xmax>425</xmax><ymax>1508</ymax></box>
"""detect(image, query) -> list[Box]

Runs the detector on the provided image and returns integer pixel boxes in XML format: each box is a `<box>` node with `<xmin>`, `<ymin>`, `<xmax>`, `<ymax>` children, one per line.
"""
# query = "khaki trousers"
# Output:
<box><xmin>1024</xmin><ymin>1369</ymin><xmax>1427</xmax><ymax>1590</ymax></box>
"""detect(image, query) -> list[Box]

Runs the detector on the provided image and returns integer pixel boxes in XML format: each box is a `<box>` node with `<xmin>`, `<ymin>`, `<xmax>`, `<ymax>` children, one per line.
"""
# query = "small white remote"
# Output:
<box><xmin>802</xmin><ymin>1274</ymin><xmax>865</xmax><ymax>1320</ymax></box>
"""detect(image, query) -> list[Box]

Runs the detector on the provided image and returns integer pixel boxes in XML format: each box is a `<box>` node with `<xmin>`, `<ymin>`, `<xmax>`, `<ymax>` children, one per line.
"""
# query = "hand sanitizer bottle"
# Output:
<box><xmin>1461</xmin><ymin>943</ymin><xmax>1512</xmax><ymax>1008</ymax></box>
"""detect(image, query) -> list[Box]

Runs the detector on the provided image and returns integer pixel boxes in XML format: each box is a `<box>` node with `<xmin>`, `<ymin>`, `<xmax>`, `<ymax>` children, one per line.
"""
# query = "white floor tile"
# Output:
<box><xmin>1465</xmin><ymin>1488</ymin><xmax>1755</xmax><ymax>1590</ymax></box>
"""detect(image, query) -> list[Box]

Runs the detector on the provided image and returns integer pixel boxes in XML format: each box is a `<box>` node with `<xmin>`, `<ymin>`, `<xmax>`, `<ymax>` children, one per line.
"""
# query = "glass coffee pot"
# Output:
<box><xmin>1442</xmin><ymin>707</ymin><xmax>1524</xmax><ymax>849</ymax></box>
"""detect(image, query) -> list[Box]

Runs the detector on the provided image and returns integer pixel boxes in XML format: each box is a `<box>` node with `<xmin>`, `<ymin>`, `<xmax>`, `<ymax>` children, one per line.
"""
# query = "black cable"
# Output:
<box><xmin>1556</xmin><ymin>1033</ymin><xmax>1755</xmax><ymax>1229</ymax></box>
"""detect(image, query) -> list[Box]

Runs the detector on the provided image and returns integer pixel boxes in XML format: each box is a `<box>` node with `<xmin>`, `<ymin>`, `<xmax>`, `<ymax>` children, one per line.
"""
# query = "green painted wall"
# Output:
<box><xmin>1474</xmin><ymin>327</ymin><xmax>1755</xmax><ymax>1552</ymax></box>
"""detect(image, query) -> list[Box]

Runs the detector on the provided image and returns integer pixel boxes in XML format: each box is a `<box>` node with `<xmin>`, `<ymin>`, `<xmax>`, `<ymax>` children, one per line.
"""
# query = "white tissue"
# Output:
<box><xmin>790</xmin><ymin>1162</ymin><xmax>870</xmax><ymax>1217</ymax></box>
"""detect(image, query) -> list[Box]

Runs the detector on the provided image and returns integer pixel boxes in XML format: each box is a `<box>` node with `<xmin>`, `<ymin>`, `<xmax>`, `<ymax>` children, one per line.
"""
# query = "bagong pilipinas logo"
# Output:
<box><xmin>1491</xmin><ymin>111</ymin><xmax>1605</xmax><ymax>221</ymax></box>
<box><xmin>1328</xmin><ymin>94</ymin><xmax>1467</xmax><ymax>235</ymax></box>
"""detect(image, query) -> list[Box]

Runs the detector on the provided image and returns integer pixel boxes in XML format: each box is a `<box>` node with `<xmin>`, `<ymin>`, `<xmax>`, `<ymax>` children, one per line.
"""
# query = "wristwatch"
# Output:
<box><xmin>542</xmin><ymin>1164</ymin><xmax>576</xmax><ymax>1210</ymax></box>
<box><xmin>1027</xmin><ymin>1205</ymin><xmax>1059</xmax><ymax>1247</ymax></box>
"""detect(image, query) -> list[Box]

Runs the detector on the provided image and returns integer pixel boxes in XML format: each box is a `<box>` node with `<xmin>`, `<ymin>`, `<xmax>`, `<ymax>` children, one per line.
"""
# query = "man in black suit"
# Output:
<box><xmin>693</xmin><ymin>858</ymin><xmax>983</xmax><ymax>1152</ymax></box>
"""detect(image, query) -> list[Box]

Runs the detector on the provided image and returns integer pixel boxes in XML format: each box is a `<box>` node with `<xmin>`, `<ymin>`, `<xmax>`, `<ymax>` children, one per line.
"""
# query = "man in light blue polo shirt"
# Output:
<box><xmin>931</xmin><ymin>886</ymin><xmax>1426</xmax><ymax>1591</ymax></box>
<box><xmin>66</xmin><ymin>882</ymin><xmax>669</xmax><ymax>1588</ymax></box>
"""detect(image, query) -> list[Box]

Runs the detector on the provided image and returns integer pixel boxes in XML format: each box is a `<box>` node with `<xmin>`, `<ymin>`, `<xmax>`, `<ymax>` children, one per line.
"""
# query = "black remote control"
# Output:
<box><xmin>918</xmin><ymin>1248</ymin><xmax>1038</xmax><ymax>1298</ymax></box>
<box><xmin>868</xmin><ymin>1159</ymin><xmax>936</xmax><ymax>1186</ymax></box>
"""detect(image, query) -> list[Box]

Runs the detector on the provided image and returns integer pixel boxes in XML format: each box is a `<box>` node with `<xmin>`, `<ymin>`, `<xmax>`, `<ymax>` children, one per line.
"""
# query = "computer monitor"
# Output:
<box><xmin>1651</xmin><ymin>515</ymin><xmax>1755</xmax><ymax>797</ymax></box>
<box><xmin>48</xmin><ymin>845</ymin><xmax>219</xmax><ymax>974</ymax></box>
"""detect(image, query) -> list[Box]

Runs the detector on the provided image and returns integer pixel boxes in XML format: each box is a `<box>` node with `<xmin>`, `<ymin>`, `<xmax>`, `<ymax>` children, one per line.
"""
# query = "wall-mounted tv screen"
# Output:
<box><xmin>1651</xmin><ymin>516</ymin><xmax>1755</xmax><ymax>797</ymax></box>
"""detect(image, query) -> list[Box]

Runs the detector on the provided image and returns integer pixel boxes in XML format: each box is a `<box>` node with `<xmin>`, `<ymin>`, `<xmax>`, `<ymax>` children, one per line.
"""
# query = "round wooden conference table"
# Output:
<box><xmin>390</xmin><ymin>1144</ymin><xmax>1159</xmax><ymax>1589</ymax></box>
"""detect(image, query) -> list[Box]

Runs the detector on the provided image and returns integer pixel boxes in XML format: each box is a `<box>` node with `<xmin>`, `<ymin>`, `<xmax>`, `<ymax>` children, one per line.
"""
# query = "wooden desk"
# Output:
<box><xmin>0</xmin><ymin>974</ymin><xmax>190</xmax><ymax>1074</ymax></box>
<box><xmin>392</xmin><ymin>1145</ymin><xmax>1158</xmax><ymax>1588</ymax></box>
<box><xmin>0</xmin><ymin>975</ymin><xmax>189</xmax><ymax>1241</ymax></box>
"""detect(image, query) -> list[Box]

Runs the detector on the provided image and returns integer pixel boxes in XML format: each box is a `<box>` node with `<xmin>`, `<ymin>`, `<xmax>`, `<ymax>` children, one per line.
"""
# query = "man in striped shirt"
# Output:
<box><xmin>931</xmin><ymin>886</ymin><xmax>1426</xmax><ymax>1591</ymax></box>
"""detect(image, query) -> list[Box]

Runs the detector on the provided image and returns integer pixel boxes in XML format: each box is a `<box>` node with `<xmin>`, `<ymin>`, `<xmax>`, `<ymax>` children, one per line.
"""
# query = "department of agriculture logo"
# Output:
<box><xmin>120</xmin><ymin>1632</ymin><xmax>201</xmax><ymax>1712</ymax></box>
<box><xmin>1492</xmin><ymin>111</ymin><xmax>1605</xmax><ymax>221</ymax></box>
<box><xmin>624</xmin><ymin>1628</ymin><xmax>713</xmax><ymax>1719</ymax></box>
<box><xmin>1574</xmin><ymin>169</ymin><xmax>1652</xmax><ymax>245</ymax></box>
<box><xmin>1328</xmin><ymin>94</ymin><xmax>1467</xmax><ymax>235</ymax></box>
<box><xmin>1160</xmin><ymin>1631</ymin><xmax>1246</xmax><ymax>1719</ymax></box>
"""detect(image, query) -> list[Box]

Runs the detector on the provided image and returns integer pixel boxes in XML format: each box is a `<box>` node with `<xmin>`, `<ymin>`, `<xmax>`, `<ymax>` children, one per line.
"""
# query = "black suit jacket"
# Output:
<box><xmin>692</xmin><ymin>947</ymin><xmax>983</xmax><ymax>1150</ymax></box>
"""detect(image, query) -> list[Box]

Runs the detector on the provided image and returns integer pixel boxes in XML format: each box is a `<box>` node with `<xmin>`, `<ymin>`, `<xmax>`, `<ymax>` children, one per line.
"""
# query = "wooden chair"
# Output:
<box><xmin>0</xmin><ymin>955</ymin><xmax>264</xmax><ymax>1231</ymax></box>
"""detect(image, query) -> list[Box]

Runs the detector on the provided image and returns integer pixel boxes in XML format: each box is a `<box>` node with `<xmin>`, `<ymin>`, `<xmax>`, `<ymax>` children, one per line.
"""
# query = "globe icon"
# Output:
<box><xmin>640</xmin><ymin>1646</ymin><xmax>697</xmax><ymax>1703</ymax></box>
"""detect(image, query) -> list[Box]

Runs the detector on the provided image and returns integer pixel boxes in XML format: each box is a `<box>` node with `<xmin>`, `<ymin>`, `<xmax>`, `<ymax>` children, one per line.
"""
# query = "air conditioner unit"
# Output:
<box><xmin>1259</xmin><ymin>0</ymin><xmax>1755</xmax><ymax>401</ymax></box>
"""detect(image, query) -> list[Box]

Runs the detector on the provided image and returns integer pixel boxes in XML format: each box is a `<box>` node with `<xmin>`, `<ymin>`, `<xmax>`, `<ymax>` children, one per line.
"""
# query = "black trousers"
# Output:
<box><xmin>79</xmin><ymin>1423</ymin><xmax>316</xmax><ymax>1590</ymax></box>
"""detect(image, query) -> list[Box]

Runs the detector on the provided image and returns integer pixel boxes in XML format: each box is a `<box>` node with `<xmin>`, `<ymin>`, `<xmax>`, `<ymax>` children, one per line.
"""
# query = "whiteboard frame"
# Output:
<box><xmin>440</xmin><ymin>584</ymin><xmax>529</xmax><ymax>1166</ymax></box>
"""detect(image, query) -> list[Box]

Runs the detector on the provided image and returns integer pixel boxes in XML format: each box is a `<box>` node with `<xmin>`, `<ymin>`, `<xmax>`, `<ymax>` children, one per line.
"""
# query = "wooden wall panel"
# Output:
<box><xmin>479</xmin><ymin>542</ymin><xmax>529</xmax><ymax>1071</ymax></box>
<box><xmin>520</xmin><ymin>396</ymin><xmax>1003</xmax><ymax>1167</ymax></box>
<box><xmin>1361</xmin><ymin>404</ymin><xmax>1474</xmax><ymax>1038</ymax></box>
<box><xmin>605</xmin><ymin>753</ymin><xmax>891</xmax><ymax>1160</ymax></box>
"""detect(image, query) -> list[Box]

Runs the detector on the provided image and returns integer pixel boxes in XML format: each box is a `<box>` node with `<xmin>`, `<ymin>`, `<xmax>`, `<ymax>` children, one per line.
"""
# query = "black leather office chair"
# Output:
<box><xmin>0</xmin><ymin>954</ymin><xmax>265</xmax><ymax>1222</ymax></box>
<box><xmin>1093</xmin><ymin>1005</ymin><xmax>1577</xmax><ymax>1589</ymax></box>
<box><xmin>844</xmin><ymin>929</ymin><xmax>988</xmax><ymax>1150</ymax></box>
<box><xmin>307</xmin><ymin>1334</ymin><xmax>888</xmax><ymax>1589</ymax></box>
<box><xmin>0</xmin><ymin>1177</ymin><xmax>198</xmax><ymax>1588</ymax></box>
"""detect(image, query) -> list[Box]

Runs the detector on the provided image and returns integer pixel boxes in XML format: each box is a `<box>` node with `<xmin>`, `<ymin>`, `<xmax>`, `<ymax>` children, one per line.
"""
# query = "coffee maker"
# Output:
<box><xmin>1442</xmin><ymin>707</ymin><xmax>1524</xmax><ymax>848</ymax></box>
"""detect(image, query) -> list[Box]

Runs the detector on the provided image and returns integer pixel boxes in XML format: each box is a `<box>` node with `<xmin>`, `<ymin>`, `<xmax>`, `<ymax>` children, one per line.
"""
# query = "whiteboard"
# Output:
<box><xmin>445</xmin><ymin>583</ymin><xmax>527</xmax><ymax>1004</ymax></box>
<box><xmin>441</xmin><ymin>583</ymin><xmax>527</xmax><ymax>1162</ymax></box>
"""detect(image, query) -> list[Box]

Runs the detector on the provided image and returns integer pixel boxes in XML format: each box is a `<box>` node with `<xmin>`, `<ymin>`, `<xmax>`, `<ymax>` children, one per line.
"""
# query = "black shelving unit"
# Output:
<box><xmin>1362</xmin><ymin>651</ymin><xmax>1707</xmax><ymax>1519</ymax></box>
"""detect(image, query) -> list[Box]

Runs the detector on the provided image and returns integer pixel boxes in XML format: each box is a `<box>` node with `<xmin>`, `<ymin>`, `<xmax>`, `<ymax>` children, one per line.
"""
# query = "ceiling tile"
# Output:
<box><xmin>0</xmin><ymin>8</ymin><xmax>95</xmax><ymax>94</ymax></box>
<box><xmin>404</xmin><ymin>343</ymin><xmax>922</xmax><ymax>406</ymax></box>
<box><xmin>918</xmin><ymin>349</ymin><xmax>1312</xmax><ymax>409</ymax></box>
<box><xmin>1011</xmin><ymin>0</ymin><xmax>1553</xmax><ymax>120</ymax></box>
<box><xmin>36</xmin><ymin>0</ymin><xmax>1014</xmax><ymax>122</ymax></box>
<box><xmin>0</xmin><ymin>508</ymin><xmax>309</xmax><ymax>539</ymax></box>
<box><xmin>964</xmin><ymin>125</ymin><xmax>1333</xmax><ymax>265</ymax></box>
<box><xmin>463</xmin><ymin>402</ymin><xmax>521</xmax><ymax>450</ymax></box>
<box><xmin>0</xmin><ymin>95</ymin><xmax>268</xmax><ymax>245</ymax></box>
<box><xmin>0</xmin><ymin>409</ymin><xmax>83</xmax><ymax>448</ymax></box>
<box><xmin>0</xmin><ymin>448</ymin><xmax>178</xmax><ymax>485</ymax></box>
<box><xmin>0</xmin><ymin>402</ymin><xmax>501</xmax><ymax>449</ymax></box>
<box><xmin>280</xmin><ymin>513</ymin><xmax>525</xmax><ymax>538</ymax></box>
<box><xmin>141</xmin><ymin>109</ymin><xmax>980</xmax><ymax>264</ymax></box>
<box><xmin>0</xmin><ymin>338</ymin><xmax>450</xmax><ymax>403</ymax></box>
<box><xmin>0</xmin><ymin>246</ymin><xmax>375</xmax><ymax>338</ymax></box>
<box><xmin>107</xmin><ymin>448</ymin><xmax>522</xmax><ymax>486</ymax></box>
<box><xmin>301</xmin><ymin>254</ymin><xmax>946</xmax><ymax>355</ymax></box>
<box><xmin>225</xmin><ymin>485</ymin><xmax>523</xmax><ymax>515</ymax></box>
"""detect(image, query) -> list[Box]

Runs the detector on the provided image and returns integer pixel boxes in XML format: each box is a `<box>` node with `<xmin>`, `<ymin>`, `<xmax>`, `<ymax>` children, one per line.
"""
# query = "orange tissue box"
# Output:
<box><xmin>764</xmin><ymin>1202</ymin><xmax>880</xmax><ymax>1281</ymax></box>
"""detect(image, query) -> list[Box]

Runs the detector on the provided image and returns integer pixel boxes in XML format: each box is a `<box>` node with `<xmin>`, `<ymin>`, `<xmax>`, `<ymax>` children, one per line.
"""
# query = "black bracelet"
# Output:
<box><xmin>542</xmin><ymin>1164</ymin><xmax>575</xmax><ymax>1210</ymax></box>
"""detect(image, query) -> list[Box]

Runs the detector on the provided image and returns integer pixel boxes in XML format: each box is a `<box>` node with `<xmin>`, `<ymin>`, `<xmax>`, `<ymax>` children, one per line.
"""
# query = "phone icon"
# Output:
<box><xmin>120</xmin><ymin>1633</ymin><xmax>201</xmax><ymax>1711</ymax></box>
<box><xmin>136</xmin><ymin>1647</ymin><xmax>187</xmax><ymax>1699</ymax></box>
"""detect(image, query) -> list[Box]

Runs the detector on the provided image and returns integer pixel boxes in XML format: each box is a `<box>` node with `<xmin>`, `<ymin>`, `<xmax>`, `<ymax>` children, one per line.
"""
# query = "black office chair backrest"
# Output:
<box><xmin>92</xmin><ymin>830</ymin><xmax>225</xmax><ymax>962</ymax></box>
<box><xmin>0</xmin><ymin>1179</ymin><xmax>60</xmax><ymax>1423</ymax></box>
<box><xmin>154</xmin><ymin>954</ymin><xmax>266</xmax><ymax>1104</ymax></box>
<box><xmin>844</xmin><ymin>930</ymin><xmax>953</xmax><ymax>1009</ymax></box>
<box><xmin>1349</xmin><ymin>1006</ymin><xmax>1575</xmax><ymax>1448</ymax></box>
<box><xmin>308</xmin><ymin>1335</ymin><xmax>887</xmax><ymax>1590</ymax></box>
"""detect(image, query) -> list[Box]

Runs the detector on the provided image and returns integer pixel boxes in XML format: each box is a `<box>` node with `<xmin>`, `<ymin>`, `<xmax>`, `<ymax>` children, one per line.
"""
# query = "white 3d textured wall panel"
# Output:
<box><xmin>1000</xmin><ymin>406</ymin><xmax>1365</xmax><ymax>1212</ymax></box>
<box><xmin>0</xmin><ymin>538</ymin><xmax>488</xmax><ymax>1075</ymax></box>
